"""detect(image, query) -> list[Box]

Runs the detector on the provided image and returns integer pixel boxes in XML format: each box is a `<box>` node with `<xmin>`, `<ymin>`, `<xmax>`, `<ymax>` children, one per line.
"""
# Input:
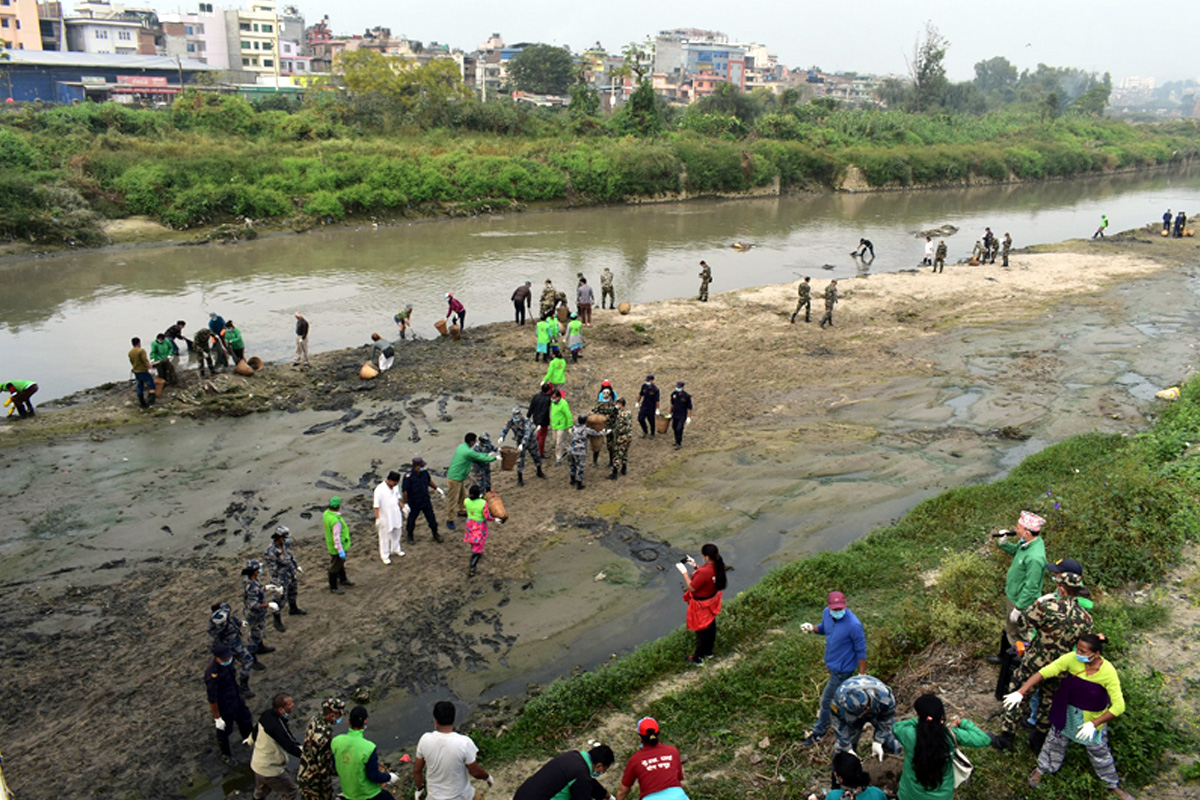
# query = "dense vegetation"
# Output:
<box><xmin>1</xmin><ymin>79</ymin><xmax>1198</xmax><ymax>246</ymax></box>
<box><xmin>475</xmin><ymin>376</ymin><xmax>1200</xmax><ymax>799</ymax></box>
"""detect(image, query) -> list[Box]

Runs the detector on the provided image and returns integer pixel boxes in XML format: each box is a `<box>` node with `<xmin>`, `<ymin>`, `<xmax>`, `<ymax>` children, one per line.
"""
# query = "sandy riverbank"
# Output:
<box><xmin>1</xmin><ymin>233</ymin><xmax>1194</xmax><ymax>799</ymax></box>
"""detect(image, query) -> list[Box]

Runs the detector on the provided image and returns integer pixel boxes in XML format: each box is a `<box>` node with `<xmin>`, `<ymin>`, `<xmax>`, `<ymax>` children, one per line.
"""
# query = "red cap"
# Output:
<box><xmin>827</xmin><ymin>591</ymin><xmax>847</xmax><ymax>610</ymax></box>
<box><xmin>602</xmin><ymin>380</ymin><xmax>611</xmax><ymax>387</ymax></box>
<box><xmin>637</xmin><ymin>717</ymin><xmax>658</xmax><ymax>736</ymax></box>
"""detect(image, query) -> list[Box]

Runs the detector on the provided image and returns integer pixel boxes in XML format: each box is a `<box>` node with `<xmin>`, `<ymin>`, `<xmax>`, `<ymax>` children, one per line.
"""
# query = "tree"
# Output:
<box><xmin>905</xmin><ymin>22</ymin><xmax>949</xmax><ymax>112</ymax></box>
<box><xmin>339</xmin><ymin>50</ymin><xmax>472</xmax><ymax>128</ymax></box>
<box><xmin>690</xmin><ymin>82</ymin><xmax>761</xmax><ymax>125</ymax></box>
<box><xmin>506</xmin><ymin>44</ymin><xmax>573</xmax><ymax>95</ymax></box>
<box><xmin>1070</xmin><ymin>84</ymin><xmax>1111</xmax><ymax>116</ymax></box>
<box><xmin>973</xmin><ymin>56</ymin><xmax>1018</xmax><ymax>95</ymax></box>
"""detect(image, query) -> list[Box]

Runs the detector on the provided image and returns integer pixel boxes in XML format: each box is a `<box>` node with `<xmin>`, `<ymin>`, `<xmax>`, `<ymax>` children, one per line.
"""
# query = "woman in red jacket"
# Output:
<box><xmin>676</xmin><ymin>543</ymin><xmax>727</xmax><ymax>664</ymax></box>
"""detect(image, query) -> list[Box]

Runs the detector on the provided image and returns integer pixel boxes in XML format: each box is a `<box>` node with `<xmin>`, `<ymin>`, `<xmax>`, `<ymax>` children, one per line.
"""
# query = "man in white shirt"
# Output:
<box><xmin>373</xmin><ymin>471</ymin><xmax>406</xmax><ymax>565</ymax></box>
<box><xmin>414</xmin><ymin>702</ymin><xmax>491</xmax><ymax>800</ymax></box>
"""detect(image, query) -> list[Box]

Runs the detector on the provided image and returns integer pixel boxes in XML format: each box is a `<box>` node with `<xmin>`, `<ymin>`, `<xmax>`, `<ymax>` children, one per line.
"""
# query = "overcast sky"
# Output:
<box><xmin>284</xmin><ymin>0</ymin><xmax>1193</xmax><ymax>83</ymax></box>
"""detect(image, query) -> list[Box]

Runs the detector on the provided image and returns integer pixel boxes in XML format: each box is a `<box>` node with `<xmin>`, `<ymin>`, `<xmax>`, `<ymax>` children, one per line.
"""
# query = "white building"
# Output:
<box><xmin>161</xmin><ymin>5</ymin><xmax>229</xmax><ymax>69</ymax></box>
<box><xmin>225</xmin><ymin>1</ymin><xmax>279</xmax><ymax>78</ymax></box>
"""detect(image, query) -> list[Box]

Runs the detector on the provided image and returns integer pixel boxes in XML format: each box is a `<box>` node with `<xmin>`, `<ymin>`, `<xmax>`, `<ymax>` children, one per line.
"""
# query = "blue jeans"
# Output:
<box><xmin>811</xmin><ymin>668</ymin><xmax>854</xmax><ymax>738</ymax></box>
<box><xmin>134</xmin><ymin>372</ymin><xmax>156</xmax><ymax>404</ymax></box>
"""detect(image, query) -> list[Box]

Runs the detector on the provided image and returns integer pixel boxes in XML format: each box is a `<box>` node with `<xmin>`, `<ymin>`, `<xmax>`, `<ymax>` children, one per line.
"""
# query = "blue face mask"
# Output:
<box><xmin>282</xmin><ymin>712</ymin><xmax>290</xmax><ymax>719</ymax></box>
<box><xmin>830</xmin><ymin>609</ymin><xmax>846</xmax><ymax>620</ymax></box>
<box><xmin>1076</xmin><ymin>653</ymin><xmax>1092</xmax><ymax>663</ymax></box>
<box><xmin>336</xmin><ymin>716</ymin><xmax>344</xmax><ymax>725</ymax></box>
<box><xmin>219</xmin><ymin>658</ymin><xmax>233</xmax><ymax>667</ymax></box>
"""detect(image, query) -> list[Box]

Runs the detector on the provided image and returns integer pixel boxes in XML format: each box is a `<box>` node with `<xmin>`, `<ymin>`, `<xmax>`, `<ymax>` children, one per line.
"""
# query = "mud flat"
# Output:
<box><xmin>1</xmin><ymin>236</ymin><xmax>1197</xmax><ymax>799</ymax></box>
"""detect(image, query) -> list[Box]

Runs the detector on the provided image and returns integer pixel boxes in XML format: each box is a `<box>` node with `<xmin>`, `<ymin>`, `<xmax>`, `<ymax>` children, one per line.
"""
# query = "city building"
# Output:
<box><xmin>225</xmin><ymin>0</ymin><xmax>279</xmax><ymax>78</ymax></box>
<box><xmin>1</xmin><ymin>0</ymin><xmax>42</xmax><ymax>51</ymax></box>
<box><xmin>63</xmin><ymin>1</ymin><xmax>162</xmax><ymax>56</ymax></box>
<box><xmin>160</xmin><ymin>4</ymin><xmax>229</xmax><ymax>69</ymax></box>
<box><xmin>0</xmin><ymin>48</ymin><xmax>216</xmax><ymax>101</ymax></box>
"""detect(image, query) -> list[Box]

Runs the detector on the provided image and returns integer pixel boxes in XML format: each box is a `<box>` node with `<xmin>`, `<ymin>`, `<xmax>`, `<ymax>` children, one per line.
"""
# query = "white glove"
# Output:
<box><xmin>871</xmin><ymin>741</ymin><xmax>884</xmax><ymax>762</ymax></box>
<box><xmin>402</xmin><ymin>504</ymin><xmax>410</xmax><ymax>516</ymax></box>
<box><xmin>268</xmin><ymin>602</ymin><xmax>279</xmax><ymax>613</ymax></box>
<box><xmin>487</xmin><ymin>776</ymin><xmax>495</xmax><ymax>787</ymax></box>
<box><xmin>242</xmin><ymin>735</ymin><xmax>254</xmax><ymax>747</ymax></box>
<box><xmin>685</xmin><ymin>417</ymin><xmax>691</xmax><ymax>425</ymax></box>
<box><xmin>1009</xmin><ymin>607</ymin><xmax>1022</xmax><ymax>624</ymax></box>
<box><xmin>437</xmin><ymin>487</ymin><xmax>446</xmax><ymax>498</ymax></box>
<box><xmin>388</xmin><ymin>772</ymin><xmax>401</xmax><ymax>785</ymax></box>
<box><xmin>655</xmin><ymin>409</ymin><xmax>661</xmax><ymax>416</ymax></box>
<box><xmin>685</xmin><ymin>556</ymin><xmax>697</xmax><ymax>568</ymax></box>
<box><xmin>498</xmin><ymin>436</ymin><xmax>505</xmax><ymax>445</ymax></box>
<box><xmin>215</xmin><ymin>718</ymin><xmax>226</xmax><ymax>731</ymax></box>
<box><xmin>264</xmin><ymin>583</ymin><xmax>280</xmax><ymax>593</ymax></box>
<box><xmin>415</xmin><ymin>790</ymin><xmax>424</xmax><ymax>800</ymax></box>
<box><xmin>296</xmin><ymin>565</ymin><xmax>303</xmax><ymax>574</ymax></box>
<box><xmin>997</xmin><ymin>529</ymin><xmax>1012</xmax><ymax>538</ymax></box>
<box><xmin>1002</xmin><ymin>691</ymin><xmax>1024</xmax><ymax>710</ymax></box>
<box><xmin>674</xmin><ymin>563</ymin><xmax>689</xmax><ymax>576</ymax></box>
<box><xmin>800</xmin><ymin>622</ymin><xmax>814</xmax><ymax>633</ymax></box>
<box><xmin>1077</xmin><ymin>721</ymin><xmax>1097</xmax><ymax>742</ymax></box>
<box><xmin>241</xmin><ymin>619</ymin><xmax>248</xmax><ymax>628</ymax></box>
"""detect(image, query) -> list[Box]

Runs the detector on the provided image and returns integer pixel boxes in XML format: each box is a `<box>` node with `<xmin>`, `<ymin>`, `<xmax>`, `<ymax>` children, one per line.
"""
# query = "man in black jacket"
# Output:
<box><xmin>250</xmin><ymin>693</ymin><xmax>303</xmax><ymax>800</ymax></box>
<box><xmin>512</xmin><ymin>281</ymin><xmax>532</xmax><ymax>325</ymax></box>
<box><xmin>528</xmin><ymin>382</ymin><xmax>553</xmax><ymax>458</ymax></box>
<box><xmin>513</xmin><ymin>746</ymin><xmax>614</xmax><ymax>800</ymax></box>
<box><xmin>205</xmin><ymin>644</ymin><xmax>254</xmax><ymax>765</ymax></box>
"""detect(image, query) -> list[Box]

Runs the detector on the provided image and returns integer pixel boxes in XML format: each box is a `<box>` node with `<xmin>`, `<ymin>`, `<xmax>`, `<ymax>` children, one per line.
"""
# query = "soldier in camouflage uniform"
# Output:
<box><xmin>698</xmin><ymin>260</ymin><xmax>712</xmax><ymax>301</ymax></box>
<box><xmin>265</xmin><ymin>526</ymin><xmax>306</xmax><ymax>618</ymax></box>
<box><xmin>540</xmin><ymin>280</ymin><xmax>558</xmax><ymax>319</ymax></box>
<box><xmin>1002</xmin><ymin>233</ymin><xmax>1012</xmax><ymax>267</ymax></box>
<box><xmin>791</xmin><ymin>276</ymin><xmax>812</xmax><ymax>323</ymax></box>
<box><xmin>607</xmin><ymin>398</ymin><xmax>634</xmax><ymax>480</ymax></box>
<box><xmin>568</xmin><ymin>413</ymin><xmax>607</xmax><ymax>490</ymax></box>
<box><xmin>193</xmin><ymin>327</ymin><xmax>219</xmax><ymax>375</ymax></box>
<box><xmin>818</xmin><ymin>280</ymin><xmax>839</xmax><ymax>328</ymax></box>
<box><xmin>994</xmin><ymin>558</ymin><xmax>1094</xmax><ymax>752</ymax></box>
<box><xmin>208</xmin><ymin>601</ymin><xmax>257</xmax><ymax>695</ymax></box>
<box><xmin>591</xmin><ymin>381</ymin><xmax>620</xmax><ymax>467</ymax></box>
<box><xmin>933</xmin><ymin>240</ymin><xmax>948</xmax><ymax>273</ymax></box>
<box><xmin>600</xmin><ymin>267</ymin><xmax>615</xmax><ymax>309</ymax></box>
<box><xmin>500</xmin><ymin>407</ymin><xmax>544</xmax><ymax>487</ymax></box>
<box><xmin>471</xmin><ymin>432</ymin><xmax>499</xmax><ymax>493</ymax></box>
<box><xmin>241</xmin><ymin>559</ymin><xmax>277</xmax><ymax>663</ymax></box>
<box><xmin>297</xmin><ymin>697</ymin><xmax>346</xmax><ymax>800</ymax></box>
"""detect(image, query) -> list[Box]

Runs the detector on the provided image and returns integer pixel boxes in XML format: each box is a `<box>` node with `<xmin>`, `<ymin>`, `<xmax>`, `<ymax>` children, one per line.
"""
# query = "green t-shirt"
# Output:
<box><xmin>464</xmin><ymin>497</ymin><xmax>487</xmax><ymax>522</ymax></box>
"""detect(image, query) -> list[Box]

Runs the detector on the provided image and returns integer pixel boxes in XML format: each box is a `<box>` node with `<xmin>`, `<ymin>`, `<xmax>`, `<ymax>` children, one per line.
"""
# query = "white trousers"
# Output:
<box><xmin>378</xmin><ymin>521</ymin><xmax>404</xmax><ymax>559</ymax></box>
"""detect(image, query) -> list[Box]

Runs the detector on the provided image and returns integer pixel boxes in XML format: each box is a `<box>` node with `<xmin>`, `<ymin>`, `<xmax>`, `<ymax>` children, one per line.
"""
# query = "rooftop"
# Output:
<box><xmin>2</xmin><ymin>50</ymin><xmax>219</xmax><ymax>71</ymax></box>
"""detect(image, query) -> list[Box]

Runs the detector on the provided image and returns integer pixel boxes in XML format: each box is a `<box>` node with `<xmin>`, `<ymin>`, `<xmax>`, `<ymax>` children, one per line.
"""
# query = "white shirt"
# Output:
<box><xmin>924</xmin><ymin>240</ymin><xmax>934</xmax><ymax>257</ymax></box>
<box><xmin>373</xmin><ymin>481</ymin><xmax>404</xmax><ymax>529</ymax></box>
<box><xmin>417</xmin><ymin>730</ymin><xmax>478</xmax><ymax>800</ymax></box>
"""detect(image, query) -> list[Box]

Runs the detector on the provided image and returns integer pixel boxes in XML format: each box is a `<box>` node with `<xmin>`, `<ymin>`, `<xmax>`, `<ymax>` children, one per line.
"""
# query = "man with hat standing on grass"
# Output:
<box><xmin>799</xmin><ymin>590</ymin><xmax>867</xmax><ymax>749</ymax></box>
<box><xmin>990</xmin><ymin>510</ymin><xmax>1047</xmax><ymax>698</ymax></box>
<box><xmin>298</xmin><ymin>697</ymin><xmax>346</xmax><ymax>800</ymax></box>
<box><xmin>993</xmin><ymin>557</ymin><xmax>1094</xmax><ymax>752</ymax></box>
<box><xmin>205</xmin><ymin>643</ymin><xmax>255</xmax><ymax>765</ymax></box>
<box><xmin>324</xmin><ymin>496</ymin><xmax>355</xmax><ymax>595</ymax></box>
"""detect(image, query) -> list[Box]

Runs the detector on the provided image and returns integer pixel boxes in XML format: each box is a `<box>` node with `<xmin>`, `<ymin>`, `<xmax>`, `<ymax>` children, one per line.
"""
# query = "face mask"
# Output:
<box><xmin>336</xmin><ymin>716</ymin><xmax>344</xmax><ymax>725</ymax></box>
<box><xmin>830</xmin><ymin>609</ymin><xmax>846</xmax><ymax>620</ymax></box>
<box><xmin>282</xmin><ymin>712</ymin><xmax>290</xmax><ymax>719</ymax></box>
<box><xmin>1076</xmin><ymin>653</ymin><xmax>1092</xmax><ymax>663</ymax></box>
<box><xmin>591</xmin><ymin>769</ymin><xmax>602</xmax><ymax>778</ymax></box>
<box><xmin>219</xmin><ymin>658</ymin><xmax>233</xmax><ymax>667</ymax></box>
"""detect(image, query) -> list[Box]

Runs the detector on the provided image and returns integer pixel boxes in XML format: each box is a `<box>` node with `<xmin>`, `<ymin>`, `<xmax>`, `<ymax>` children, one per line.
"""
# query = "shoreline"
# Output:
<box><xmin>1</xmin><ymin>236</ymin><xmax>1197</xmax><ymax>799</ymax></box>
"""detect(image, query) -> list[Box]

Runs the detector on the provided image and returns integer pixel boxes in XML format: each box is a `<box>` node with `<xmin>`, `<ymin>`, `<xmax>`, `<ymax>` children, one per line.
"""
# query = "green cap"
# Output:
<box><xmin>329</xmin><ymin>496</ymin><xmax>342</xmax><ymax>509</ymax></box>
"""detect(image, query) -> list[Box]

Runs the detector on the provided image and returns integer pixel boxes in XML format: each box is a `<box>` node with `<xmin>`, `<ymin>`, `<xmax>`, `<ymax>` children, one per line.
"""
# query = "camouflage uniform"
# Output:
<box><xmin>540</xmin><ymin>284</ymin><xmax>558</xmax><ymax>319</ymax></box>
<box><xmin>242</xmin><ymin>574</ymin><xmax>267</xmax><ymax>657</ymax></box>
<box><xmin>1002</xmin><ymin>234</ymin><xmax>1012</xmax><ymax>267</ymax></box>
<box><xmin>265</xmin><ymin>539</ymin><xmax>299</xmax><ymax>610</ymax></box>
<box><xmin>500</xmin><ymin>410</ymin><xmax>542</xmax><ymax>473</ymax></box>
<box><xmin>610</xmin><ymin>408</ymin><xmax>634</xmax><ymax>474</ymax></box>
<box><xmin>819</xmin><ymin>282</ymin><xmax>839</xmax><ymax>328</ymax></box>
<box><xmin>989</xmin><ymin>237</ymin><xmax>1000</xmax><ymax>264</ymax></box>
<box><xmin>830</xmin><ymin>675</ymin><xmax>902</xmax><ymax>756</ymax></box>
<box><xmin>193</xmin><ymin>328</ymin><xmax>219</xmax><ymax>375</ymax></box>
<box><xmin>792</xmin><ymin>280</ymin><xmax>811</xmax><ymax>322</ymax></box>
<box><xmin>1000</xmin><ymin>590</ymin><xmax>1094</xmax><ymax>735</ymax></box>
<box><xmin>698</xmin><ymin>262</ymin><xmax>712</xmax><ymax>301</ymax></box>
<box><xmin>208</xmin><ymin>602</ymin><xmax>253</xmax><ymax>681</ymax></box>
<box><xmin>568</xmin><ymin>423</ymin><xmax>606</xmax><ymax>486</ymax></box>
<box><xmin>297</xmin><ymin>708</ymin><xmax>340</xmax><ymax>800</ymax></box>
<box><xmin>933</xmin><ymin>241</ymin><xmax>947</xmax><ymax>273</ymax></box>
<box><xmin>971</xmin><ymin>241</ymin><xmax>986</xmax><ymax>262</ymax></box>
<box><xmin>592</xmin><ymin>394</ymin><xmax>619</xmax><ymax>465</ymax></box>
<box><xmin>600</xmin><ymin>269</ymin><xmax>615</xmax><ymax>309</ymax></box>
<box><xmin>471</xmin><ymin>434</ymin><xmax>499</xmax><ymax>493</ymax></box>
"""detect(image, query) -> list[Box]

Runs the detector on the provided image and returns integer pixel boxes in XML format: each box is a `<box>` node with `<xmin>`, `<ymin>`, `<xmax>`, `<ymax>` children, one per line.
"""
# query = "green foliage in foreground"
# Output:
<box><xmin>477</xmin><ymin>379</ymin><xmax>1200</xmax><ymax>798</ymax></box>
<box><xmin>1</xmin><ymin>94</ymin><xmax>1199</xmax><ymax>244</ymax></box>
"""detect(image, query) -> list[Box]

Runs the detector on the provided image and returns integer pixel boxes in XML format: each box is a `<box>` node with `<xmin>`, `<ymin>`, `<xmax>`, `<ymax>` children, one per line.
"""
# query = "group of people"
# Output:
<box><xmin>969</xmin><ymin>227</ymin><xmax>1012</xmax><ymax>266</ymax></box>
<box><xmin>1163</xmin><ymin>209</ymin><xmax>1188</xmax><ymax>237</ymax></box>
<box><xmin>124</xmin><ymin>313</ymin><xmax>254</xmax><ymax>407</ymax></box>
<box><xmin>790</xmin><ymin>277</ymin><xmax>840</xmax><ymax>327</ymax></box>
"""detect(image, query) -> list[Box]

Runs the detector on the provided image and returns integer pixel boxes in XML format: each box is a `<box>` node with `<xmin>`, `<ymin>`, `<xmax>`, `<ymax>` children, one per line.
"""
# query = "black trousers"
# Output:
<box><xmin>216</xmin><ymin>704</ymin><xmax>254</xmax><ymax>756</ymax></box>
<box><xmin>673</xmin><ymin>416</ymin><xmax>686</xmax><ymax>445</ymax></box>
<box><xmin>694</xmin><ymin>620</ymin><xmax>717</xmax><ymax>658</ymax></box>
<box><xmin>405</xmin><ymin>500</ymin><xmax>438</xmax><ymax>538</ymax></box>
<box><xmin>637</xmin><ymin>407</ymin><xmax>655</xmax><ymax>435</ymax></box>
<box><xmin>514</xmin><ymin>301</ymin><xmax>527</xmax><ymax>325</ymax></box>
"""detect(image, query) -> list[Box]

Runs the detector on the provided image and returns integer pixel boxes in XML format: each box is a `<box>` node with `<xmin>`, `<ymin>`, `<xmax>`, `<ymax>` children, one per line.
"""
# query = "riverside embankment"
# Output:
<box><xmin>2</xmin><ymin>230</ymin><xmax>1200</xmax><ymax>799</ymax></box>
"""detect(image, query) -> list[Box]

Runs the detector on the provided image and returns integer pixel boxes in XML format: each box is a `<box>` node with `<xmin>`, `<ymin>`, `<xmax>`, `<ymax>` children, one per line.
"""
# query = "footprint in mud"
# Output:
<box><xmin>303</xmin><ymin>408</ymin><xmax>364</xmax><ymax>436</ymax></box>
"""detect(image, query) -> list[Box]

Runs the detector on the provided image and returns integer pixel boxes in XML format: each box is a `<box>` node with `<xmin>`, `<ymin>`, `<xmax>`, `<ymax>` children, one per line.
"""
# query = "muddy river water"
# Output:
<box><xmin>4</xmin><ymin>174</ymin><xmax>1200</xmax><ymax>798</ymax></box>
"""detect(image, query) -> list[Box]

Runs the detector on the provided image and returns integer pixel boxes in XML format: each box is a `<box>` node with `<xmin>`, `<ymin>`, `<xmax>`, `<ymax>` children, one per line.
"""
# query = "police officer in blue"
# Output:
<box><xmin>500</xmin><ymin>407</ymin><xmax>544</xmax><ymax>487</ymax></box>
<box><xmin>209</xmin><ymin>601</ymin><xmax>259</xmax><ymax>697</ymax></box>
<box><xmin>206</xmin><ymin>643</ymin><xmax>256</xmax><ymax>763</ymax></box>
<box><xmin>830</xmin><ymin>675</ymin><xmax>902</xmax><ymax>759</ymax></box>
<box><xmin>265</xmin><ymin>526</ymin><xmax>306</xmax><ymax>621</ymax></box>
<box><xmin>241</xmin><ymin>559</ymin><xmax>278</xmax><ymax>664</ymax></box>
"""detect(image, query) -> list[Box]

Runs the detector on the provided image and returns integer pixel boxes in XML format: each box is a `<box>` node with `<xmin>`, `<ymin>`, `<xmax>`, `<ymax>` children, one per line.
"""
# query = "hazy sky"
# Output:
<box><xmin>287</xmin><ymin>0</ymin><xmax>1195</xmax><ymax>83</ymax></box>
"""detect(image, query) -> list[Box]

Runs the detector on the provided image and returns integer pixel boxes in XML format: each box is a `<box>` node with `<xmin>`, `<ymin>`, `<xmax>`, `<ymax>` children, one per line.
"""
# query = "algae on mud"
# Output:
<box><xmin>2</xmin><ymin>243</ymin><xmax>1200</xmax><ymax>799</ymax></box>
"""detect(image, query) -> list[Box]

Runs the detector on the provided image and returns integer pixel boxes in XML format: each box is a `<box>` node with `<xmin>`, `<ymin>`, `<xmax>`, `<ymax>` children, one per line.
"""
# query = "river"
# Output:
<box><xmin>4</xmin><ymin>168</ymin><xmax>1200</xmax><ymax>401</ymax></box>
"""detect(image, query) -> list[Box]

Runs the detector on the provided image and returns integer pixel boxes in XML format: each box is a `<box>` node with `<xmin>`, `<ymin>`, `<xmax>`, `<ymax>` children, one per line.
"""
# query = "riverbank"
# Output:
<box><xmin>1</xmin><ymin>239</ymin><xmax>1197</xmax><ymax>799</ymax></box>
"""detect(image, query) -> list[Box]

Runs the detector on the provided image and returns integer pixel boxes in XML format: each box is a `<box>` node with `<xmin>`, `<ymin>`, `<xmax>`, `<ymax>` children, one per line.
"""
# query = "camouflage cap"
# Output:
<box><xmin>834</xmin><ymin>685</ymin><xmax>871</xmax><ymax>719</ymax></box>
<box><xmin>322</xmin><ymin>697</ymin><xmax>347</xmax><ymax>716</ymax></box>
<box><xmin>245</xmin><ymin>558</ymin><xmax>262</xmax><ymax>573</ymax></box>
<box><xmin>1047</xmin><ymin>557</ymin><xmax>1084</xmax><ymax>588</ymax></box>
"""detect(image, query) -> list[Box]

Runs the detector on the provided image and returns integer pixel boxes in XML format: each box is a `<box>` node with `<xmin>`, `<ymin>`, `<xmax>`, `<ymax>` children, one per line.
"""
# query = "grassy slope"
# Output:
<box><xmin>476</xmin><ymin>378</ymin><xmax>1200</xmax><ymax>798</ymax></box>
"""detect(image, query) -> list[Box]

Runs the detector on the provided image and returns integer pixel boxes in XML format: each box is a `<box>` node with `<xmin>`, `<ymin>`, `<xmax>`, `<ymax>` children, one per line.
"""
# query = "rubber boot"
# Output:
<box><xmin>251</xmin><ymin>656</ymin><xmax>266</xmax><ymax>671</ymax></box>
<box><xmin>988</xmin><ymin>632</ymin><xmax>1011</xmax><ymax>665</ymax></box>
<box><xmin>329</xmin><ymin>573</ymin><xmax>344</xmax><ymax>594</ymax></box>
<box><xmin>570</xmin><ymin>475</ymin><xmax>577</xmax><ymax>486</ymax></box>
<box><xmin>272</xmin><ymin>612</ymin><xmax>286</xmax><ymax>633</ymax></box>
<box><xmin>991</xmin><ymin>731</ymin><xmax>1014</xmax><ymax>751</ymax></box>
<box><xmin>468</xmin><ymin>552</ymin><xmax>481</xmax><ymax>577</ymax></box>
<box><xmin>790</xmin><ymin>313</ymin><xmax>796</xmax><ymax>324</ymax></box>
<box><xmin>608</xmin><ymin>467</ymin><xmax>618</xmax><ymax>481</ymax></box>
<box><xmin>148</xmin><ymin>391</ymin><xmax>157</xmax><ymax>406</ymax></box>
<box><xmin>339</xmin><ymin>569</ymin><xmax>355</xmax><ymax>587</ymax></box>
<box><xmin>576</xmin><ymin>481</ymin><xmax>585</xmax><ymax>490</ymax></box>
<box><xmin>288</xmin><ymin>603</ymin><xmax>307</xmax><ymax>616</ymax></box>
<box><xmin>1028</xmin><ymin>728</ymin><xmax>1047</xmax><ymax>754</ymax></box>
<box><xmin>621</xmin><ymin>464</ymin><xmax>627</xmax><ymax>475</ymax></box>
<box><xmin>256</xmin><ymin>643</ymin><xmax>276</xmax><ymax>655</ymax></box>
<box><xmin>536</xmin><ymin>465</ymin><xmax>545</xmax><ymax>479</ymax></box>
<box><xmin>239</xmin><ymin>677</ymin><xmax>255</xmax><ymax>699</ymax></box>
<box><xmin>517</xmin><ymin>472</ymin><xmax>524</xmax><ymax>487</ymax></box>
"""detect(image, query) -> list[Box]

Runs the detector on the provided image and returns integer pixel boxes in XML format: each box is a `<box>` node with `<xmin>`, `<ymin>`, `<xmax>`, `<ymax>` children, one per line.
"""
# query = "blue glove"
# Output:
<box><xmin>337</xmin><ymin>549</ymin><xmax>346</xmax><ymax>559</ymax></box>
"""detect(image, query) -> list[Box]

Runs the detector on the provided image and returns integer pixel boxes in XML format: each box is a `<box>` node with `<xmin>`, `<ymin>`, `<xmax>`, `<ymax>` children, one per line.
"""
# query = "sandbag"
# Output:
<box><xmin>657</xmin><ymin>415</ymin><xmax>670</xmax><ymax>434</ymax></box>
<box><xmin>586</xmin><ymin>413</ymin><xmax>607</xmax><ymax>432</ymax></box>
<box><xmin>500</xmin><ymin>446</ymin><xmax>518</xmax><ymax>471</ymax></box>
<box><xmin>1161</xmin><ymin>229</ymin><xmax>1171</xmax><ymax>237</ymax></box>
<box><xmin>234</xmin><ymin>359</ymin><xmax>255</xmax><ymax>376</ymax></box>
<box><xmin>1186</xmin><ymin>229</ymin><xmax>1195</xmax><ymax>237</ymax></box>
<box><xmin>247</xmin><ymin>356</ymin><xmax>263</xmax><ymax>371</ymax></box>
<box><xmin>556</xmin><ymin>306</ymin><xmax>570</xmax><ymax>325</ymax></box>
<box><xmin>434</xmin><ymin>319</ymin><xmax>448</xmax><ymax>336</ymax></box>
<box><xmin>449</xmin><ymin>324</ymin><xmax>462</xmax><ymax>340</ymax></box>
<box><xmin>153</xmin><ymin>376</ymin><xmax>166</xmax><ymax>395</ymax></box>
<box><xmin>484</xmin><ymin>490</ymin><xmax>508</xmax><ymax>521</ymax></box>
<box><xmin>360</xmin><ymin>363</ymin><xmax>379</xmax><ymax>380</ymax></box>
<box><xmin>968</xmin><ymin>257</ymin><xmax>981</xmax><ymax>266</ymax></box>
<box><xmin>618</xmin><ymin>302</ymin><xmax>631</xmax><ymax>315</ymax></box>
<box><xmin>589</xmin><ymin>434</ymin><xmax>605</xmax><ymax>453</ymax></box>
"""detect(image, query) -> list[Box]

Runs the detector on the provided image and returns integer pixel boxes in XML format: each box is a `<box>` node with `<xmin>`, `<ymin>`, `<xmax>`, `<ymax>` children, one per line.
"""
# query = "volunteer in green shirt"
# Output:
<box><xmin>332</xmin><ymin>706</ymin><xmax>399</xmax><ymax>800</ymax></box>
<box><xmin>149</xmin><ymin>333</ymin><xmax>178</xmax><ymax>385</ymax></box>
<box><xmin>444</xmin><ymin>433</ymin><xmax>496</xmax><ymax>532</ymax></box>
<box><xmin>324</xmin><ymin>496</ymin><xmax>355</xmax><ymax>594</ymax></box>
<box><xmin>893</xmin><ymin>694</ymin><xmax>991</xmax><ymax>800</ymax></box>
<box><xmin>549</xmin><ymin>390</ymin><xmax>572</xmax><ymax>466</ymax></box>
<box><xmin>535</xmin><ymin>315</ymin><xmax>552</xmax><ymax>362</ymax></box>
<box><xmin>544</xmin><ymin>347</ymin><xmax>566</xmax><ymax>391</ymax></box>
<box><xmin>394</xmin><ymin>304</ymin><xmax>413</xmax><ymax>340</ymax></box>
<box><xmin>566</xmin><ymin>314</ymin><xmax>584</xmax><ymax>361</ymax></box>
<box><xmin>3</xmin><ymin>379</ymin><xmax>38</xmax><ymax>419</ymax></box>
<box><xmin>223</xmin><ymin>320</ymin><xmax>246</xmax><ymax>362</ymax></box>
<box><xmin>990</xmin><ymin>510</ymin><xmax>1047</xmax><ymax>685</ymax></box>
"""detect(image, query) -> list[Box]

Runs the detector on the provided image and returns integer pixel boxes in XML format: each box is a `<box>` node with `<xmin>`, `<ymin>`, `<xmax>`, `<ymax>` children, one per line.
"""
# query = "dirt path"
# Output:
<box><xmin>0</xmin><ymin>245</ymin><xmax>1191</xmax><ymax>799</ymax></box>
